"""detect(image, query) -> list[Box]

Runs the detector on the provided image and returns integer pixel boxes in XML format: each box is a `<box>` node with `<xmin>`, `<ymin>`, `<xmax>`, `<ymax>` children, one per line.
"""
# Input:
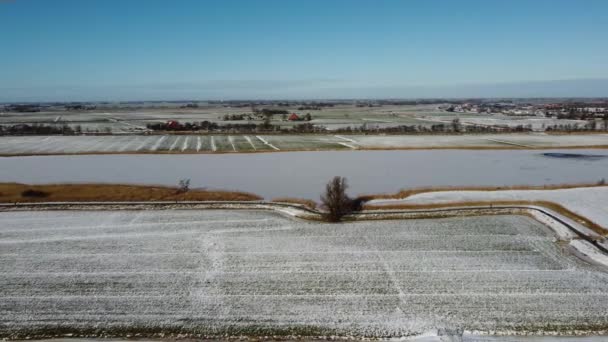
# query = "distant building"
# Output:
<box><xmin>288</xmin><ymin>113</ymin><xmax>300</xmax><ymax>121</ymax></box>
<box><xmin>166</xmin><ymin>120</ymin><xmax>181</xmax><ymax>129</ymax></box>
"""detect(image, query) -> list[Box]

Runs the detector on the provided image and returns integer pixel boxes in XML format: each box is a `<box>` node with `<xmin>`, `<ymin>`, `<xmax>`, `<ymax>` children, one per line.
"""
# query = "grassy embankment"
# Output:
<box><xmin>359</xmin><ymin>183</ymin><xmax>607</xmax><ymax>201</ymax></box>
<box><xmin>0</xmin><ymin>183</ymin><xmax>262</xmax><ymax>203</ymax></box>
<box><xmin>360</xmin><ymin>183</ymin><xmax>608</xmax><ymax>235</ymax></box>
<box><xmin>272</xmin><ymin>197</ymin><xmax>317</xmax><ymax>210</ymax></box>
<box><xmin>1</xmin><ymin>182</ymin><xmax>606</xmax><ymax>236</ymax></box>
<box><xmin>364</xmin><ymin>200</ymin><xmax>605</xmax><ymax>236</ymax></box>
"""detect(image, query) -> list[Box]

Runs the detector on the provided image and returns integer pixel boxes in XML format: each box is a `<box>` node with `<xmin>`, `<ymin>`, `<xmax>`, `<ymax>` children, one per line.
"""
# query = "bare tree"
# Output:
<box><xmin>451</xmin><ymin>118</ymin><xmax>461</xmax><ymax>132</ymax></box>
<box><xmin>321</xmin><ymin>176</ymin><xmax>353</xmax><ymax>222</ymax></box>
<box><xmin>177</xmin><ymin>178</ymin><xmax>191</xmax><ymax>194</ymax></box>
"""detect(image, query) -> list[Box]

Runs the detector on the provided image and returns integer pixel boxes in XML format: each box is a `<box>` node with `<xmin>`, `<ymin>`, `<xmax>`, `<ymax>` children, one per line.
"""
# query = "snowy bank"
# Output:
<box><xmin>369</xmin><ymin>187</ymin><xmax>608</xmax><ymax>230</ymax></box>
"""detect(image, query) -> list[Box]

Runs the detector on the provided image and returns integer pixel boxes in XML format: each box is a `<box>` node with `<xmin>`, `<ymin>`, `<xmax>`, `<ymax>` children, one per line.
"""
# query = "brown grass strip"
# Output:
<box><xmin>272</xmin><ymin>197</ymin><xmax>317</xmax><ymax>210</ymax></box>
<box><xmin>0</xmin><ymin>183</ymin><xmax>262</xmax><ymax>203</ymax></box>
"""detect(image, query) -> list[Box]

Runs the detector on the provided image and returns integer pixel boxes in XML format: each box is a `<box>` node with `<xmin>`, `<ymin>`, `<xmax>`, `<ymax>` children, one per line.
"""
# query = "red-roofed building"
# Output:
<box><xmin>166</xmin><ymin>120</ymin><xmax>181</xmax><ymax>129</ymax></box>
<box><xmin>288</xmin><ymin>113</ymin><xmax>300</xmax><ymax>121</ymax></box>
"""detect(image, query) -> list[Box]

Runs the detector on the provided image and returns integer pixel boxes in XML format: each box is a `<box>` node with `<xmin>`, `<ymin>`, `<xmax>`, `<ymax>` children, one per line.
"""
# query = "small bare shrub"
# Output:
<box><xmin>21</xmin><ymin>189</ymin><xmax>49</xmax><ymax>198</ymax></box>
<box><xmin>177</xmin><ymin>179</ymin><xmax>191</xmax><ymax>194</ymax></box>
<box><xmin>321</xmin><ymin>176</ymin><xmax>355</xmax><ymax>222</ymax></box>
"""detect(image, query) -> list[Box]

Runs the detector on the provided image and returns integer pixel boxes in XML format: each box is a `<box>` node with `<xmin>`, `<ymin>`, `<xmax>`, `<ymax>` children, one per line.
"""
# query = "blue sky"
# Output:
<box><xmin>1</xmin><ymin>0</ymin><xmax>607</xmax><ymax>101</ymax></box>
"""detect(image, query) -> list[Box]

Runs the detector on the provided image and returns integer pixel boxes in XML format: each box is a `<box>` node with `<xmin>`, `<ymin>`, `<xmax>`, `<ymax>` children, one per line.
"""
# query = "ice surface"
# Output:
<box><xmin>2</xmin><ymin>150</ymin><xmax>608</xmax><ymax>199</ymax></box>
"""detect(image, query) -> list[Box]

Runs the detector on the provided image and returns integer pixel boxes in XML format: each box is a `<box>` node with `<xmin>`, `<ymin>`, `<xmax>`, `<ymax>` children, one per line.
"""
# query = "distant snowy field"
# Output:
<box><xmin>370</xmin><ymin>187</ymin><xmax>608</xmax><ymax>228</ymax></box>
<box><xmin>436</xmin><ymin>117</ymin><xmax>589</xmax><ymax>131</ymax></box>
<box><xmin>2</xmin><ymin>210</ymin><xmax>608</xmax><ymax>338</ymax></box>
<box><xmin>0</xmin><ymin>133</ymin><xmax>607</xmax><ymax>155</ymax></box>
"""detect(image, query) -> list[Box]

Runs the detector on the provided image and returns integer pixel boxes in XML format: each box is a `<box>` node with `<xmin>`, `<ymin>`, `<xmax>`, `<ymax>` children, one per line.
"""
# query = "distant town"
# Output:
<box><xmin>2</xmin><ymin>98</ymin><xmax>608</xmax><ymax>136</ymax></box>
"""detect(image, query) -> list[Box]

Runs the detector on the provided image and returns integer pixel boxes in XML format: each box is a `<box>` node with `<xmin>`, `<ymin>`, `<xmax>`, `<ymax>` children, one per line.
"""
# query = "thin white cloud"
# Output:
<box><xmin>1</xmin><ymin>78</ymin><xmax>607</xmax><ymax>102</ymax></box>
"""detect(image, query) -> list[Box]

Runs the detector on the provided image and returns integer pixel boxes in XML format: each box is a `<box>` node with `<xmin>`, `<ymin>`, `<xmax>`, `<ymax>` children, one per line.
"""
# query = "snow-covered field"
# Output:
<box><xmin>350</xmin><ymin>133</ymin><xmax>608</xmax><ymax>149</ymax></box>
<box><xmin>0</xmin><ymin>135</ymin><xmax>358</xmax><ymax>154</ymax></box>
<box><xmin>0</xmin><ymin>133</ymin><xmax>607</xmax><ymax>155</ymax></box>
<box><xmin>2</xmin><ymin>210</ymin><xmax>608</xmax><ymax>338</ymax></box>
<box><xmin>430</xmin><ymin>116</ymin><xmax>589</xmax><ymax>131</ymax></box>
<box><xmin>0</xmin><ymin>135</ymin><xmax>278</xmax><ymax>154</ymax></box>
<box><xmin>369</xmin><ymin>187</ymin><xmax>608</xmax><ymax>230</ymax></box>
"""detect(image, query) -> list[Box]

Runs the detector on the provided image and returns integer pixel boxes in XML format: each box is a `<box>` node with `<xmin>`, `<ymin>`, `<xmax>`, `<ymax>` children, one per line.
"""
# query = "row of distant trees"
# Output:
<box><xmin>0</xmin><ymin>124</ymin><xmax>114</xmax><ymax>135</ymax></box>
<box><xmin>3</xmin><ymin>114</ymin><xmax>608</xmax><ymax>136</ymax></box>
<box><xmin>0</xmin><ymin>124</ymin><xmax>76</xmax><ymax>135</ymax></box>
<box><xmin>146</xmin><ymin>119</ymin><xmax>321</xmax><ymax>133</ymax></box>
<box><xmin>149</xmin><ymin>117</ymin><xmax>608</xmax><ymax>134</ymax></box>
<box><xmin>4</xmin><ymin>120</ymin><xmax>608</xmax><ymax>136</ymax></box>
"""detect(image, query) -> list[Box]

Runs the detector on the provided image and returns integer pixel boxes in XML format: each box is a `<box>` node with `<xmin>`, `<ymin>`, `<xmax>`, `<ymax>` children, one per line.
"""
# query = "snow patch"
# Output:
<box><xmin>526</xmin><ymin>209</ymin><xmax>577</xmax><ymax>240</ymax></box>
<box><xmin>256</xmin><ymin>135</ymin><xmax>280</xmax><ymax>150</ymax></box>
<box><xmin>181</xmin><ymin>136</ymin><xmax>190</xmax><ymax>151</ymax></box>
<box><xmin>244</xmin><ymin>136</ymin><xmax>257</xmax><ymax>150</ymax></box>
<box><xmin>149</xmin><ymin>136</ymin><xmax>167</xmax><ymax>151</ymax></box>
<box><xmin>570</xmin><ymin>240</ymin><xmax>608</xmax><ymax>267</ymax></box>
<box><xmin>210</xmin><ymin>136</ymin><xmax>217</xmax><ymax>151</ymax></box>
<box><xmin>228</xmin><ymin>136</ymin><xmax>237</xmax><ymax>152</ymax></box>
<box><xmin>196</xmin><ymin>136</ymin><xmax>202</xmax><ymax>152</ymax></box>
<box><xmin>335</xmin><ymin>135</ymin><xmax>358</xmax><ymax>144</ymax></box>
<box><xmin>337</xmin><ymin>142</ymin><xmax>357</xmax><ymax>150</ymax></box>
<box><xmin>168</xmin><ymin>136</ymin><xmax>180</xmax><ymax>151</ymax></box>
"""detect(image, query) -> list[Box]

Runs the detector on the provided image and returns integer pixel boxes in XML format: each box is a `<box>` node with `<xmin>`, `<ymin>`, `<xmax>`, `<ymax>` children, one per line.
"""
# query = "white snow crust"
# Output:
<box><xmin>2</xmin><ymin>210</ymin><xmax>608</xmax><ymax>338</ymax></box>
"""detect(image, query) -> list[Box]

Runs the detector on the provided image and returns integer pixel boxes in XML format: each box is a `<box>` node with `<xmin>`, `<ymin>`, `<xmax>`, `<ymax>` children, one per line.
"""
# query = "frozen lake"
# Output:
<box><xmin>1</xmin><ymin>149</ymin><xmax>607</xmax><ymax>199</ymax></box>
